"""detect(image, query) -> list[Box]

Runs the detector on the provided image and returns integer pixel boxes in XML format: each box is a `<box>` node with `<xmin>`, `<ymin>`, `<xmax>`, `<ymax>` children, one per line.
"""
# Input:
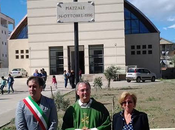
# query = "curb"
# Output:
<box><xmin>0</xmin><ymin>122</ymin><xmax>10</xmax><ymax>129</ymax></box>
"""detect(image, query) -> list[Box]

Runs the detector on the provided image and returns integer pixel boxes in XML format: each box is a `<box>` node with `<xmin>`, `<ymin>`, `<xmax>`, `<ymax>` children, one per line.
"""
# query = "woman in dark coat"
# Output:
<box><xmin>69</xmin><ymin>70</ymin><xmax>75</xmax><ymax>89</ymax></box>
<box><xmin>113</xmin><ymin>91</ymin><xmax>150</xmax><ymax>130</ymax></box>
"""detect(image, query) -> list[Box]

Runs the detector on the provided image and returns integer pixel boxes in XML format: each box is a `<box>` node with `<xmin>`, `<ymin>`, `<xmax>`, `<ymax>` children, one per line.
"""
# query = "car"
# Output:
<box><xmin>10</xmin><ymin>68</ymin><xmax>28</xmax><ymax>78</ymax></box>
<box><xmin>126</xmin><ymin>68</ymin><xmax>156</xmax><ymax>83</ymax></box>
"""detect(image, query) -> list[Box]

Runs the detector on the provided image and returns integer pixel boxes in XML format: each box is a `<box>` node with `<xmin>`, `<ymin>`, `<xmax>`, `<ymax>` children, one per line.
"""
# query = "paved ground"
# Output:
<box><xmin>0</xmin><ymin>77</ymin><xmax>174</xmax><ymax>130</ymax></box>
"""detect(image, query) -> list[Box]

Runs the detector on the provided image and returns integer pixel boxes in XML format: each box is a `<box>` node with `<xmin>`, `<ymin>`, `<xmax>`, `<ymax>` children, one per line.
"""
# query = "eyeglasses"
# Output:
<box><xmin>122</xmin><ymin>101</ymin><xmax>133</xmax><ymax>105</ymax></box>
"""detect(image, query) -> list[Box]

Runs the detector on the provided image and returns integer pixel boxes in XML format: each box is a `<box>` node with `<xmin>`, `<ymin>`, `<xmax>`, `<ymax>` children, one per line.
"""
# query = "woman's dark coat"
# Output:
<box><xmin>113</xmin><ymin>109</ymin><xmax>150</xmax><ymax>130</ymax></box>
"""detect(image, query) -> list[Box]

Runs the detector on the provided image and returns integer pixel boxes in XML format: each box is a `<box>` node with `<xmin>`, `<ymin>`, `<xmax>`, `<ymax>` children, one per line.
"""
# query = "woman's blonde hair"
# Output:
<box><xmin>118</xmin><ymin>91</ymin><xmax>137</xmax><ymax>106</ymax></box>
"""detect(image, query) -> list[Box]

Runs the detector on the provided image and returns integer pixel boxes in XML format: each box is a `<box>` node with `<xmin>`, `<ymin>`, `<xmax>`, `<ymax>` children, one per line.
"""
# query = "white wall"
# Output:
<box><xmin>8</xmin><ymin>39</ymin><xmax>30</xmax><ymax>75</ymax></box>
<box><xmin>27</xmin><ymin>0</ymin><xmax>126</xmax><ymax>75</ymax></box>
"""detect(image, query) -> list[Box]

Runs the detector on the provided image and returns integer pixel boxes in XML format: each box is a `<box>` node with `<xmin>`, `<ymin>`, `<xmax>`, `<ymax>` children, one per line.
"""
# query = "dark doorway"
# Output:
<box><xmin>68</xmin><ymin>46</ymin><xmax>84</xmax><ymax>74</ymax></box>
<box><xmin>79</xmin><ymin>51</ymin><xmax>84</xmax><ymax>74</ymax></box>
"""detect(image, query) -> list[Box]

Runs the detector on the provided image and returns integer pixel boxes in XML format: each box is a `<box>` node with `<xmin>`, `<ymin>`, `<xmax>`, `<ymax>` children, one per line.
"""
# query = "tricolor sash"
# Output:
<box><xmin>23</xmin><ymin>96</ymin><xmax>48</xmax><ymax>130</ymax></box>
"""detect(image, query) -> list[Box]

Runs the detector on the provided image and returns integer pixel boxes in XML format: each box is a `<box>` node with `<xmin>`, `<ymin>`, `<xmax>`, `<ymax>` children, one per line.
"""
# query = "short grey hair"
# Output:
<box><xmin>76</xmin><ymin>81</ymin><xmax>91</xmax><ymax>91</ymax></box>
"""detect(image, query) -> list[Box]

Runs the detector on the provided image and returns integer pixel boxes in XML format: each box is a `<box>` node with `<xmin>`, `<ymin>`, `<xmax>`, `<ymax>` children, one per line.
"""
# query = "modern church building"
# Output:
<box><xmin>8</xmin><ymin>0</ymin><xmax>161</xmax><ymax>78</ymax></box>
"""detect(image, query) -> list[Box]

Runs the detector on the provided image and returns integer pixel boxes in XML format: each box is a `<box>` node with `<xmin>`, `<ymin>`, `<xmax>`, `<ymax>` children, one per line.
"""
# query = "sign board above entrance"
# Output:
<box><xmin>57</xmin><ymin>1</ymin><xmax>95</xmax><ymax>23</ymax></box>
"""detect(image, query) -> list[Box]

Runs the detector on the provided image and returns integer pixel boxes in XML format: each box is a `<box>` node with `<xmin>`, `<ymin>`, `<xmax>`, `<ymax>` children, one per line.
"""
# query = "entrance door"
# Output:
<box><xmin>68</xmin><ymin>46</ymin><xmax>84</xmax><ymax>74</ymax></box>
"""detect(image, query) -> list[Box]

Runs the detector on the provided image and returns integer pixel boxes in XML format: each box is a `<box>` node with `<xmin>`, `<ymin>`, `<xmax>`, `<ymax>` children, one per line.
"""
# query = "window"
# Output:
<box><xmin>137</xmin><ymin>51</ymin><xmax>141</xmax><ymax>55</ymax></box>
<box><xmin>131</xmin><ymin>45</ymin><xmax>135</xmax><ymax>49</ymax></box>
<box><xmin>143</xmin><ymin>69</ymin><xmax>150</xmax><ymax>73</ymax></box>
<box><xmin>124</xmin><ymin>8</ymin><xmax>150</xmax><ymax>34</ymax></box>
<box><xmin>131</xmin><ymin>44</ymin><xmax>151</xmax><ymax>55</ymax></box>
<box><xmin>26</xmin><ymin>55</ymin><xmax>29</xmax><ymax>59</ymax></box>
<box><xmin>131</xmin><ymin>19</ymin><xmax>139</xmax><ymax>33</ymax></box>
<box><xmin>137</xmin><ymin>69</ymin><xmax>144</xmax><ymax>73</ymax></box>
<box><xmin>148</xmin><ymin>45</ymin><xmax>152</xmax><ymax>49</ymax></box>
<box><xmin>142</xmin><ymin>50</ymin><xmax>146</xmax><ymax>54</ymax></box>
<box><xmin>137</xmin><ymin>45</ymin><xmax>141</xmax><ymax>49</ymax></box>
<box><xmin>2</xmin><ymin>41</ymin><xmax>3</xmax><ymax>45</ymax></box>
<box><xmin>21</xmin><ymin>50</ymin><xmax>24</xmax><ymax>54</ymax></box>
<box><xmin>5</xmin><ymin>42</ymin><xmax>6</xmax><ymax>45</ymax></box>
<box><xmin>142</xmin><ymin>45</ymin><xmax>146</xmax><ymax>49</ymax></box>
<box><xmin>17</xmin><ymin>25</ymin><xmax>28</xmax><ymax>39</ymax></box>
<box><xmin>21</xmin><ymin>55</ymin><xmax>24</xmax><ymax>59</ymax></box>
<box><xmin>131</xmin><ymin>51</ymin><xmax>135</xmax><ymax>55</ymax></box>
<box><xmin>26</xmin><ymin>50</ymin><xmax>29</xmax><ymax>53</ymax></box>
<box><xmin>15</xmin><ymin>50</ymin><xmax>19</xmax><ymax>54</ymax></box>
<box><xmin>16</xmin><ymin>55</ymin><xmax>19</xmax><ymax>59</ymax></box>
<box><xmin>148</xmin><ymin>50</ymin><xmax>152</xmax><ymax>54</ymax></box>
<box><xmin>2</xmin><ymin>54</ymin><xmax>4</xmax><ymax>57</ymax></box>
<box><xmin>49</xmin><ymin>47</ymin><xmax>64</xmax><ymax>75</ymax></box>
<box><xmin>89</xmin><ymin>45</ymin><xmax>104</xmax><ymax>74</ymax></box>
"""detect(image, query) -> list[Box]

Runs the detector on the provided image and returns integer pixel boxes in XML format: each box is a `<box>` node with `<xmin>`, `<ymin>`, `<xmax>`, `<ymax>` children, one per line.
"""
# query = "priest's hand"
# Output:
<box><xmin>82</xmin><ymin>128</ymin><xmax>90</xmax><ymax>130</ymax></box>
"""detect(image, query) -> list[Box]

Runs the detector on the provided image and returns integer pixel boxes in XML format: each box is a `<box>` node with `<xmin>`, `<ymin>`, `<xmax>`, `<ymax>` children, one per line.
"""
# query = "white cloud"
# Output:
<box><xmin>167</xmin><ymin>17</ymin><xmax>175</xmax><ymax>22</ymax></box>
<box><xmin>163</xmin><ymin>27</ymin><xmax>167</xmax><ymax>30</ymax></box>
<box><xmin>127</xmin><ymin>0</ymin><xmax>175</xmax><ymax>21</ymax></box>
<box><xmin>163</xmin><ymin>24</ymin><xmax>175</xmax><ymax>30</ymax></box>
<box><xmin>167</xmin><ymin>24</ymin><xmax>175</xmax><ymax>29</ymax></box>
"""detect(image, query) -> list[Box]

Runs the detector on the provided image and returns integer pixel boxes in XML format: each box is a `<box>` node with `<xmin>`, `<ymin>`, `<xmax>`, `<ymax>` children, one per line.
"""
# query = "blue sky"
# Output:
<box><xmin>0</xmin><ymin>0</ymin><xmax>27</xmax><ymax>30</ymax></box>
<box><xmin>128</xmin><ymin>0</ymin><xmax>175</xmax><ymax>43</ymax></box>
<box><xmin>0</xmin><ymin>0</ymin><xmax>175</xmax><ymax>42</ymax></box>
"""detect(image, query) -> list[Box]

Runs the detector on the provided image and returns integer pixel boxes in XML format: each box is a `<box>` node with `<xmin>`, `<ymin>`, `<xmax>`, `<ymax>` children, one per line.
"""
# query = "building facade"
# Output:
<box><xmin>0</xmin><ymin>11</ymin><xmax>15</xmax><ymax>68</ymax></box>
<box><xmin>160</xmin><ymin>38</ymin><xmax>175</xmax><ymax>68</ymax></box>
<box><xmin>8</xmin><ymin>0</ymin><xmax>161</xmax><ymax>78</ymax></box>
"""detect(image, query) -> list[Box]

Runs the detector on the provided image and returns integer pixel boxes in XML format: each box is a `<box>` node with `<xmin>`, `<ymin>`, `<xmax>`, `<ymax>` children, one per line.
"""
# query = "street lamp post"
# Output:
<box><xmin>74</xmin><ymin>0</ymin><xmax>79</xmax><ymax>100</ymax></box>
<box><xmin>57</xmin><ymin>0</ymin><xmax>95</xmax><ymax>101</ymax></box>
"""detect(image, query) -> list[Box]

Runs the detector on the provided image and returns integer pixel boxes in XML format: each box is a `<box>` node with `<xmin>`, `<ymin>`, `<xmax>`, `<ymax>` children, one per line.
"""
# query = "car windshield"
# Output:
<box><xmin>12</xmin><ymin>69</ymin><xmax>21</xmax><ymax>71</ymax></box>
<box><xmin>127</xmin><ymin>69</ymin><xmax>135</xmax><ymax>73</ymax></box>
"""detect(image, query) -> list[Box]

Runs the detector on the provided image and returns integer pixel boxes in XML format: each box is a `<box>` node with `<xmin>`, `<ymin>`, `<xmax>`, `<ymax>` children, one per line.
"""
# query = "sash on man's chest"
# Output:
<box><xmin>23</xmin><ymin>96</ymin><xmax>48</xmax><ymax>130</ymax></box>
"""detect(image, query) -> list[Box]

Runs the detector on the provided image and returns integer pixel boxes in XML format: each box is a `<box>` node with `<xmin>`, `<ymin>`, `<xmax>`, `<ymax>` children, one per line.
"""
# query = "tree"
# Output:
<box><xmin>104</xmin><ymin>65</ymin><xmax>120</xmax><ymax>89</ymax></box>
<box><xmin>93</xmin><ymin>77</ymin><xmax>103</xmax><ymax>91</ymax></box>
<box><xmin>171</xmin><ymin>55</ymin><xmax>175</xmax><ymax>67</ymax></box>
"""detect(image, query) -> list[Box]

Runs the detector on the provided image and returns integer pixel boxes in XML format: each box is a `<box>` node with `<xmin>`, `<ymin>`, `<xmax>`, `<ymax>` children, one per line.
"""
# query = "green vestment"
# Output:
<box><xmin>62</xmin><ymin>98</ymin><xmax>111</xmax><ymax>130</ymax></box>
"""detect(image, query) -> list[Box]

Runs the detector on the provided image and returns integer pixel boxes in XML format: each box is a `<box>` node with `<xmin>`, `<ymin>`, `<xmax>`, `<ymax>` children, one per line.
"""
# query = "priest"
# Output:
<box><xmin>62</xmin><ymin>81</ymin><xmax>111</xmax><ymax>130</ymax></box>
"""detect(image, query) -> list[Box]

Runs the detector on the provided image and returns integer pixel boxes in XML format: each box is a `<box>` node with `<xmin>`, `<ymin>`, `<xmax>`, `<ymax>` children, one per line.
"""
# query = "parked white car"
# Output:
<box><xmin>126</xmin><ymin>68</ymin><xmax>156</xmax><ymax>83</ymax></box>
<box><xmin>10</xmin><ymin>68</ymin><xmax>28</xmax><ymax>78</ymax></box>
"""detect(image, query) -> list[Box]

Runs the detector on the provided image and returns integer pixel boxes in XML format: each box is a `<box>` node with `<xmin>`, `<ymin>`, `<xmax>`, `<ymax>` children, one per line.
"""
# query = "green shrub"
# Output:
<box><xmin>79</xmin><ymin>76</ymin><xmax>89</xmax><ymax>83</ymax></box>
<box><xmin>93</xmin><ymin>77</ymin><xmax>103</xmax><ymax>91</ymax></box>
<box><xmin>0</xmin><ymin>126</ymin><xmax>16</xmax><ymax>130</ymax></box>
<box><xmin>54</xmin><ymin>92</ymin><xmax>70</xmax><ymax>111</ymax></box>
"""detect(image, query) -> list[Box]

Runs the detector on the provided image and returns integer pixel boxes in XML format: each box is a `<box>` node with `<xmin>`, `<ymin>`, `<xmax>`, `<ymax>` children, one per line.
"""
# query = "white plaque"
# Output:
<box><xmin>57</xmin><ymin>1</ymin><xmax>95</xmax><ymax>23</ymax></box>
